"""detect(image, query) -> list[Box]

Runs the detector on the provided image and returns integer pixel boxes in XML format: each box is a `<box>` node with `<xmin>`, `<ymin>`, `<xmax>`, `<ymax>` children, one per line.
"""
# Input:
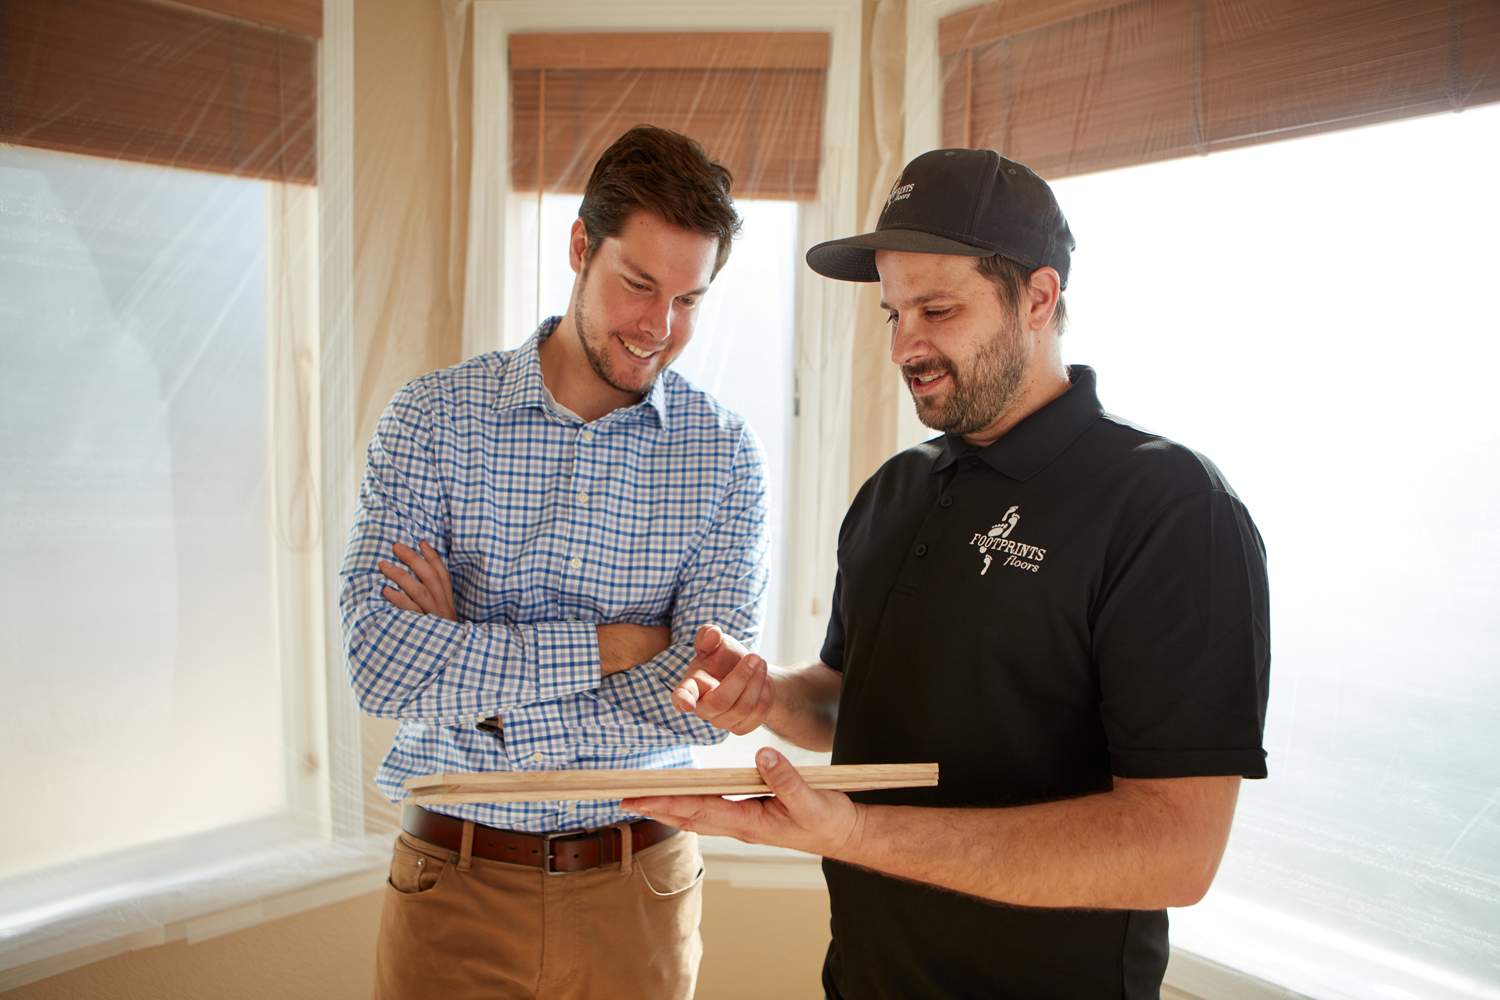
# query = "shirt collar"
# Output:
<box><xmin>493</xmin><ymin>317</ymin><xmax>669</xmax><ymax>429</ymax></box>
<box><xmin>932</xmin><ymin>365</ymin><xmax>1103</xmax><ymax>480</ymax></box>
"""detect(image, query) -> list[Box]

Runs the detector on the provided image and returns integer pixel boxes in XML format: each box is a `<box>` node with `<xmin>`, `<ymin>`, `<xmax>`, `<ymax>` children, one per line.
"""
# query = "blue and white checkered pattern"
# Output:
<box><xmin>340</xmin><ymin>319</ymin><xmax>770</xmax><ymax>833</ymax></box>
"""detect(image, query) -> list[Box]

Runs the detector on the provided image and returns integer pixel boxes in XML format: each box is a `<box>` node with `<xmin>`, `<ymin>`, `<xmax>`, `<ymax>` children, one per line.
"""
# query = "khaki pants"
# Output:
<box><xmin>373</xmin><ymin>827</ymin><xmax>704</xmax><ymax>1000</ymax></box>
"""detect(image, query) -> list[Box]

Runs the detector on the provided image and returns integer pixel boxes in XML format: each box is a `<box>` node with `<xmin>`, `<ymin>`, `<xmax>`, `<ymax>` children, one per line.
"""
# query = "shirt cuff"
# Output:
<box><xmin>523</xmin><ymin>620</ymin><xmax>601</xmax><ymax>703</ymax></box>
<box><xmin>499</xmin><ymin>701</ymin><xmax>581</xmax><ymax>766</ymax></box>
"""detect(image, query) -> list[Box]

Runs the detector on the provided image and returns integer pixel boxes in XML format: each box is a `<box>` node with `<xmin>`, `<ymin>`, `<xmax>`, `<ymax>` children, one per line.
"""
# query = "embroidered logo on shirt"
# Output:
<box><xmin>970</xmin><ymin>506</ymin><xmax>1047</xmax><ymax>574</ymax></box>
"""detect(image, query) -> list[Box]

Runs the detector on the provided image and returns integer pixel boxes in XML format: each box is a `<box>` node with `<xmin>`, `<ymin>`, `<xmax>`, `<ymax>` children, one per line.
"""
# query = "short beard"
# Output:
<box><xmin>572</xmin><ymin>265</ymin><xmax>656</xmax><ymax>397</ymax></box>
<box><xmin>903</xmin><ymin>311</ymin><xmax>1028</xmax><ymax>436</ymax></box>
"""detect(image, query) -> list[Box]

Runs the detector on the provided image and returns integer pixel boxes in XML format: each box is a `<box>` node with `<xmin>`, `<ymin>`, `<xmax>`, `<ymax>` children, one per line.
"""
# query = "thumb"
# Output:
<box><xmin>694</xmin><ymin>622</ymin><xmax>725</xmax><ymax>658</ymax></box>
<box><xmin>756</xmin><ymin>748</ymin><xmax>815</xmax><ymax>806</ymax></box>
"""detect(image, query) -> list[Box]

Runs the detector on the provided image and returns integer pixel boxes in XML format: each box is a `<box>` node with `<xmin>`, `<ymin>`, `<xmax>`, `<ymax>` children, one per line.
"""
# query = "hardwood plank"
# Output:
<box><xmin>403</xmin><ymin>764</ymin><xmax>938</xmax><ymax>804</ymax></box>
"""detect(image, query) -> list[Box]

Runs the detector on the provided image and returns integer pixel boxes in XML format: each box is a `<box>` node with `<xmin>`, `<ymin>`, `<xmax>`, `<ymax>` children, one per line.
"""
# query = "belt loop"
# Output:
<box><xmin>615</xmin><ymin>822</ymin><xmax>634</xmax><ymax>875</ymax></box>
<box><xmin>458</xmin><ymin>820</ymin><xmax>475</xmax><ymax>872</ymax></box>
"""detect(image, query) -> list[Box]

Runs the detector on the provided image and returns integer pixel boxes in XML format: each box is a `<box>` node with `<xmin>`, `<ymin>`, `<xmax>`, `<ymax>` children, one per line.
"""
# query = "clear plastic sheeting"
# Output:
<box><xmin>0</xmin><ymin>148</ymin><xmax>282</xmax><ymax>876</ymax></box>
<box><xmin>1051</xmin><ymin>103</ymin><xmax>1500</xmax><ymax>999</ymax></box>
<box><xmin>0</xmin><ymin>143</ymin><xmax>355</xmax><ymax>977</ymax></box>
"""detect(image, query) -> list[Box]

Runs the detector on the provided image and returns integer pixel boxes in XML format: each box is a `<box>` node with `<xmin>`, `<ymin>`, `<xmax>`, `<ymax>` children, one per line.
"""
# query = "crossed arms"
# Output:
<box><xmin>339</xmin><ymin>381</ymin><xmax>769</xmax><ymax>747</ymax></box>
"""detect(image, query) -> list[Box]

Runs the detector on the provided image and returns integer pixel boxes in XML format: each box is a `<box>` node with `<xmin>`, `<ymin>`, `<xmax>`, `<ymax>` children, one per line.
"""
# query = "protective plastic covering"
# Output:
<box><xmin>2</xmin><ymin>0</ymin><xmax>1500</xmax><ymax>996</ymax></box>
<box><xmin>0</xmin><ymin>0</ymin><xmax>387</xmax><ymax>981</ymax></box>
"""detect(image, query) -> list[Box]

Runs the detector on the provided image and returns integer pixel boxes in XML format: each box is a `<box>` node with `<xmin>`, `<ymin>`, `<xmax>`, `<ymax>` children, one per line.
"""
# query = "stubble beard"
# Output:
<box><xmin>904</xmin><ymin>310</ymin><xmax>1029</xmax><ymax>436</ymax></box>
<box><xmin>572</xmin><ymin>270</ymin><xmax>660</xmax><ymax>398</ymax></box>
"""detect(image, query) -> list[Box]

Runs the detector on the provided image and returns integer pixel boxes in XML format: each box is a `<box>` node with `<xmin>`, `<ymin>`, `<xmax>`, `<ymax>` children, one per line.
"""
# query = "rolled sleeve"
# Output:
<box><xmin>1093</xmin><ymin>488</ymin><xmax>1271</xmax><ymax>779</ymax></box>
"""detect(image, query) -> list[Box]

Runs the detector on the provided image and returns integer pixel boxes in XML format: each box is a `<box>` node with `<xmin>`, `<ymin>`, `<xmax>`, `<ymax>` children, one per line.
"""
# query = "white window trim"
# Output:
<box><xmin>466</xmin><ymin>0</ymin><xmax>862</xmax><ymax>666</ymax></box>
<box><xmin>0</xmin><ymin>0</ymin><xmax>388</xmax><ymax>985</ymax></box>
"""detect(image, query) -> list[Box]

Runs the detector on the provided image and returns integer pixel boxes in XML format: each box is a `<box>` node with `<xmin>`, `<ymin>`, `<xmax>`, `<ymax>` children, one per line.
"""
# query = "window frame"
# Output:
<box><xmin>0</xmin><ymin>0</ymin><xmax>387</xmax><ymax>988</ymax></box>
<box><xmin>467</xmin><ymin>0</ymin><xmax>863</xmax><ymax>668</ymax></box>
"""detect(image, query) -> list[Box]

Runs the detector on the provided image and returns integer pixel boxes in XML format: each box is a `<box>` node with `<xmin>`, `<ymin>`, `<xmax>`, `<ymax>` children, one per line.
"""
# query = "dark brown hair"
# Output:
<box><xmin>578</xmin><ymin>125</ymin><xmax>742</xmax><ymax>277</ymax></box>
<box><xmin>975</xmin><ymin>254</ymin><xmax>1069</xmax><ymax>335</ymax></box>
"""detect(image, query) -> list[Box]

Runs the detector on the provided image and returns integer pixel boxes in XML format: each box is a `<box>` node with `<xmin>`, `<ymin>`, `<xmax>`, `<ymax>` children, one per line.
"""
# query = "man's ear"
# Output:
<box><xmin>568</xmin><ymin>218</ymin><xmax>590</xmax><ymax>276</ymax></box>
<box><xmin>1025</xmin><ymin>266</ymin><xmax>1062</xmax><ymax>334</ymax></box>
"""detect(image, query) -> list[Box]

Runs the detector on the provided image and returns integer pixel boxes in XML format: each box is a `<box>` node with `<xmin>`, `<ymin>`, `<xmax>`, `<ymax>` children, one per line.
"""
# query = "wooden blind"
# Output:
<box><xmin>939</xmin><ymin>0</ymin><xmax>1500</xmax><ymax>179</ymax></box>
<box><xmin>1</xmin><ymin>0</ymin><xmax>318</xmax><ymax>184</ymax></box>
<box><xmin>510</xmin><ymin>32</ymin><xmax>829</xmax><ymax>201</ymax></box>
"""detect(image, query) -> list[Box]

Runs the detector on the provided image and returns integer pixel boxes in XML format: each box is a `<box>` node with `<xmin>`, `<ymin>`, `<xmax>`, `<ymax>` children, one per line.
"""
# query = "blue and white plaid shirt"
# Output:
<box><xmin>340</xmin><ymin>319</ymin><xmax>769</xmax><ymax>833</ymax></box>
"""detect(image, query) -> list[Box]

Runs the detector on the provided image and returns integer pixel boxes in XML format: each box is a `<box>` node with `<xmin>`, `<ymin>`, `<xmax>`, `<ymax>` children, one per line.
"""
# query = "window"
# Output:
<box><xmin>469</xmin><ymin>0</ymin><xmax>865</xmax><ymax>684</ymax></box>
<box><xmin>522</xmin><ymin>192</ymin><xmax>816</xmax><ymax>769</ymax></box>
<box><xmin>1049</xmin><ymin>101</ymin><xmax>1500</xmax><ymax>1000</ymax></box>
<box><xmin>0</xmin><ymin>0</ymin><xmax>378</xmax><ymax>980</ymax></box>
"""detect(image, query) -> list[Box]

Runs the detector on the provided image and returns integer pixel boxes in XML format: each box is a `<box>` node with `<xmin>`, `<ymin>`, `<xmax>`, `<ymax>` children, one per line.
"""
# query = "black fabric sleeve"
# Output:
<box><xmin>819</xmin><ymin>571</ymin><xmax>846</xmax><ymax>672</ymax></box>
<box><xmin>1093</xmin><ymin>489</ymin><xmax>1270</xmax><ymax>779</ymax></box>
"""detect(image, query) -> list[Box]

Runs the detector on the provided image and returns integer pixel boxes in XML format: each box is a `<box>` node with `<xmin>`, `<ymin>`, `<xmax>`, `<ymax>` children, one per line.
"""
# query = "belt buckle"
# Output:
<box><xmin>541</xmin><ymin>829</ymin><xmax>593</xmax><ymax>876</ymax></box>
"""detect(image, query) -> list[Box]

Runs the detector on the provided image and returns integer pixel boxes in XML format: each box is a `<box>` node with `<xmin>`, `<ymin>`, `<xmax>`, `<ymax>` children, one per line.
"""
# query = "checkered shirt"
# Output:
<box><xmin>340</xmin><ymin>319</ymin><xmax>769</xmax><ymax>833</ymax></box>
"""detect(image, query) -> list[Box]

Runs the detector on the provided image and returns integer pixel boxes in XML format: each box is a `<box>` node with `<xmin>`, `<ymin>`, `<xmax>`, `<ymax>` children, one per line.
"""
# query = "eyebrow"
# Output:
<box><xmin>621</xmin><ymin>257</ymin><xmax>710</xmax><ymax>298</ymax></box>
<box><xmin>879</xmin><ymin>292</ymin><xmax>961</xmax><ymax>311</ymax></box>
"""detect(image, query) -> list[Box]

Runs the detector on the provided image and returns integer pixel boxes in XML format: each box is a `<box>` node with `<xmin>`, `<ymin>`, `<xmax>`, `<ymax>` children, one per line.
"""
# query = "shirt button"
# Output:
<box><xmin>569</xmin><ymin>557</ymin><xmax>582</xmax><ymax>569</ymax></box>
<box><xmin>577</xmin><ymin>491</ymin><xmax>589</xmax><ymax>505</ymax></box>
<box><xmin>581</xmin><ymin>429</ymin><xmax>594</xmax><ymax>442</ymax></box>
<box><xmin>939</xmin><ymin>495</ymin><xmax>954</xmax><ymax>507</ymax></box>
<box><xmin>915</xmin><ymin>543</ymin><xmax>928</xmax><ymax>556</ymax></box>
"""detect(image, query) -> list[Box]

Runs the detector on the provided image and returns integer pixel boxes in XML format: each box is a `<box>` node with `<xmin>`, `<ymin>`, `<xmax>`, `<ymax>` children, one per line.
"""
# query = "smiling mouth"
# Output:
<box><xmin>909</xmin><ymin>370</ymin><xmax>949</xmax><ymax>393</ymax></box>
<box><xmin>620</xmin><ymin>337</ymin><xmax>662</xmax><ymax>360</ymax></box>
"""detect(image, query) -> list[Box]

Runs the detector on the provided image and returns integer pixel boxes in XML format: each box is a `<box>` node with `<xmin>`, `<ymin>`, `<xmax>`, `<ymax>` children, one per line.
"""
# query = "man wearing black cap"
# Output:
<box><xmin>624</xmin><ymin>148</ymin><xmax>1271</xmax><ymax>999</ymax></box>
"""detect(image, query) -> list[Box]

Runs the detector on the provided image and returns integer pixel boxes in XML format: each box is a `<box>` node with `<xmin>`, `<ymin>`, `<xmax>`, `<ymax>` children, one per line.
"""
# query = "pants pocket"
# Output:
<box><xmin>387</xmin><ymin>834</ymin><xmax>449</xmax><ymax>896</ymax></box>
<box><xmin>637</xmin><ymin>833</ymin><xmax>705</xmax><ymax>898</ymax></box>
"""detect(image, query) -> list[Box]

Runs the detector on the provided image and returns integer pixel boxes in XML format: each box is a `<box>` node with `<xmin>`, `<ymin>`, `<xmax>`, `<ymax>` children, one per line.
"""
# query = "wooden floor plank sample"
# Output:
<box><xmin>402</xmin><ymin>763</ymin><xmax>938</xmax><ymax>804</ymax></box>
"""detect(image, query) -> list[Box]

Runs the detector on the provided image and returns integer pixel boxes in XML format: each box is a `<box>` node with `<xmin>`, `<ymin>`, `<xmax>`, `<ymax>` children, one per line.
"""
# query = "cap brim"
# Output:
<box><xmin>805</xmin><ymin>229</ymin><xmax>994</xmax><ymax>282</ymax></box>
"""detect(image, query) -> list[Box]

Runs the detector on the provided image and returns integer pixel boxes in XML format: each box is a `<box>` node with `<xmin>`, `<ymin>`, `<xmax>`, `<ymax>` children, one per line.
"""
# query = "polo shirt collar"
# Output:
<box><xmin>493</xmin><ymin>317</ymin><xmax>668</xmax><ymax>429</ymax></box>
<box><xmin>933</xmin><ymin>365</ymin><xmax>1103</xmax><ymax>481</ymax></box>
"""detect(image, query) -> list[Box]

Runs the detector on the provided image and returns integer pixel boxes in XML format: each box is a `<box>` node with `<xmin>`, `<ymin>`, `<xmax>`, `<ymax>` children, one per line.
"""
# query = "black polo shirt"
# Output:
<box><xmin>818</xmin><ymin>366</ymin><xmax>1269</xmax><ymax>1000</ymax></box>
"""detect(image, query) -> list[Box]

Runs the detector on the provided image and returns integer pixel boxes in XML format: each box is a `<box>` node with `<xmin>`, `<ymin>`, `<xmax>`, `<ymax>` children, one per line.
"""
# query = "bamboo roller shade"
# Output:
<box><xmin>404</xmin><ymin>763</ymin><xmax>939</xmax><ymax>805</ymax></box>
<box><xmin>510</xmin><ymin>32</ymin><xmax>830</xmax><ymax>200</ymax></box>
<box><xmin>939</xmin><ymin>0</ymin><xmax>1500</xmax><ymax>180</ymax></box>
<box><xmin>1</xmin><ymin>0</ymin><xmax>318</xmax><ymax>184</ymax></box>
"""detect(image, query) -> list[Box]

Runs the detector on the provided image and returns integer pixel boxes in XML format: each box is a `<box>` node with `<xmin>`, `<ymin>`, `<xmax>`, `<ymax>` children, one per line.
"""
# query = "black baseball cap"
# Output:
<box><xmin>805</xmin><ymin>148</ymin><xmax>1075</xmax><ymax>289</ymax></box>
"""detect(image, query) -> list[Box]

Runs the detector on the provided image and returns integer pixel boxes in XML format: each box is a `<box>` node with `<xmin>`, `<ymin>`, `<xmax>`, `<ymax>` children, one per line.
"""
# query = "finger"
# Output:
<box><xmin>672</xmin><ymin>671</ymin><xmax>720</xmax><ymax>714</ymax></box>
<box><xmin>378</xmin><ymin>560</ymin><xmax>434</xmax><ymax>607</ymax></box>
<box><xmin>696</xmin><ymin>654</ymin><xmax>764</xmax><ymax>718</ymax></box>
<box><xmin>416</xmin><ymin>541</ymin><xmax>458</xmax><ymax>618</ymax></box>
<box><xmin>621</xmin><ymin>794</ymin><xmax>766</xmax><ymax>839</ymax></box>
<box><xmin>694</xmin><ymin>623</ymin><xmax>724</xmax><ymax>659</ymax></box>
<box><xmin>671</xmin><ymin>676</ymin><xmax>701</xmax><ymax>714</ymax></box>
<box><xmin>755</xmin><ymin>748</ymin><xmax>820</xmax><ymax>808</ymax></box>
<box><xmin>731</xmin><ymin>676</ymin><xmax>776</xmax><ymax>736</ymax></box>
<box><xmin>392</xmin><ymin>542</ymin><xmax>442</xmax><ymax>592</ymax></box>
<box><xmin>418</xmin><ymin>540</ymin><xmax>451</xmax><ymax>588</ymax></box>
<box><xmin>382</xmin><ymin>585</ymin><xmax>422</xmax><ymax>613</ymax></box>
<box><xmin>701</xmin><ymin>661</ymin><xmax>770</xmax><ymax>733</ymax></box>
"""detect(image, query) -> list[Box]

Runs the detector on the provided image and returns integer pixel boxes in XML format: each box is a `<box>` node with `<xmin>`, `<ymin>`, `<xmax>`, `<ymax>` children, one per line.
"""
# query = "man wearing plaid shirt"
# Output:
<box><xmin>340</xmin><ymin>126</ymin><xmax>769</xmax><ymax>1000</ymax></box>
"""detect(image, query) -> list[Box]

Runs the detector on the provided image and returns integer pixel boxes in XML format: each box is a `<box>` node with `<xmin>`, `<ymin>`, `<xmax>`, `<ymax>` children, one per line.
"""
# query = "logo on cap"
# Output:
<box><xmin>886</xmin><ymin>182</ymin><xmax>915</xmax><ymax>207</ymax></box>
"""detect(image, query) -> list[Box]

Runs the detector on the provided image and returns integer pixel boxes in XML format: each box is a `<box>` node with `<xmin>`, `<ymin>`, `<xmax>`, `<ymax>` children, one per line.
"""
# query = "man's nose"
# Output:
<box><xmin>638</xmin><ymin>296</ymin><xmax>672</xmax><ymax>342</ymax></box>
<box><xmin>889</xmin><ymin>318</ymin><xmax>925</xmax><ymax>367</ymax></box>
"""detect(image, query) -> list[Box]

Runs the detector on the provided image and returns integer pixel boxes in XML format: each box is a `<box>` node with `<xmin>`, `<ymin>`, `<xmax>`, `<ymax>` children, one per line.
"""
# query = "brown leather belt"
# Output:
<box><xmin>401</xmin><ymin>805</ymin><xmax>679</xmax><ymax>874</ymax></box>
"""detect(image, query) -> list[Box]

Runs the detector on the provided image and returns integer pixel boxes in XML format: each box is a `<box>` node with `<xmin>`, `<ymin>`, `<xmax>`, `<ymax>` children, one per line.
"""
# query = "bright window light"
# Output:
<box><xmin>0</xmin><ymin>147</ymin><xmax>285</xmax><ymax>883</ymax></box>
<box><xmin>1050</xmin><ymin>104</ymin><xmax>1500</xmax><ymax>1000</ymax></box>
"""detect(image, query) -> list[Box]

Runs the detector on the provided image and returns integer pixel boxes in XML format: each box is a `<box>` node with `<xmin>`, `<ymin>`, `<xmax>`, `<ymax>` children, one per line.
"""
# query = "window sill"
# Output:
<box><xmin>0</xmin><ymin>819</ymin><xmax>390</xmax><ymax>991</ymax></box>
<box><xmin>698</xmin><ymin>835</ymin><xmax>826</xmax><ymax>889</ymax></box>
